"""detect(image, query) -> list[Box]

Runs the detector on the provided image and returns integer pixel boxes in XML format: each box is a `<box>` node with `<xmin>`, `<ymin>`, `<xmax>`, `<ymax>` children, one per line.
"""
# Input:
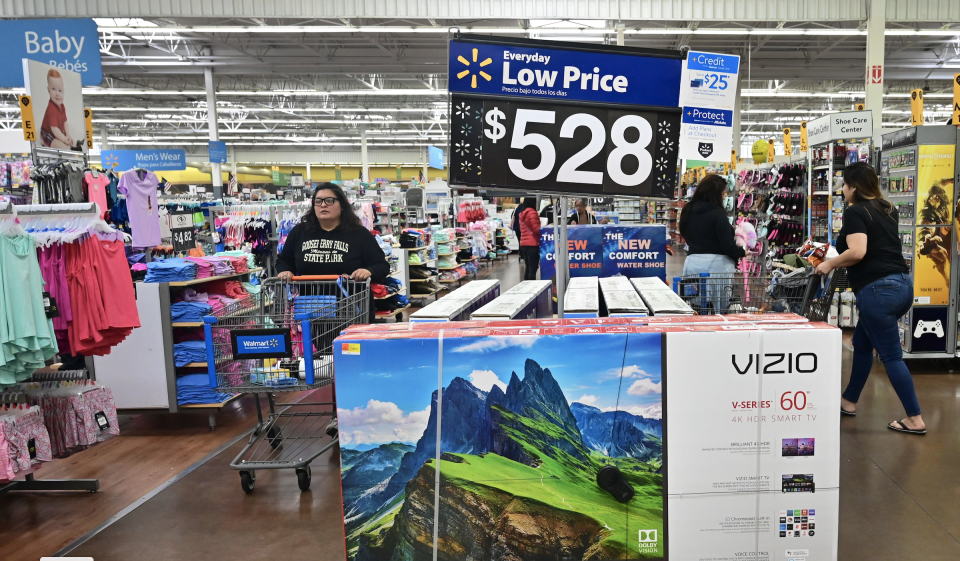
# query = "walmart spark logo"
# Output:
<box><xmin>103</xmin><ymin>152</ymin><xmax>119</xmax><ymax>169</ymax></box>
<box><xmin>456</xmin><ymin>48</ymin><xmax>492</xmax><ymax>89</ymax></box>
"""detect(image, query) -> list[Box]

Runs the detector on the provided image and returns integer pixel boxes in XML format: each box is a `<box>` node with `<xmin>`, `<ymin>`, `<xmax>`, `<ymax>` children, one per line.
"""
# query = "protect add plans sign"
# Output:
<box><xmin>0</xmin><ymin>19</ymin><xmax>102</xmax><ymax>86</ymax></box>
<box><xmin>806</xmin><ymin>110</ymin><xmax>873</xmax><ymax>146</ymax></box>
<box><xmin>678</xmin><ymin>106</ymin><xmax>734</xmax><ymax>161</ymax></box>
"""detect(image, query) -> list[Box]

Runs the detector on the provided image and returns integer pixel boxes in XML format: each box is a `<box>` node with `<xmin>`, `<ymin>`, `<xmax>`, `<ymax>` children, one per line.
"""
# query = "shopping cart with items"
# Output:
<box><xmin>674</xmin><ymin>267</ymin><xmax>846</xmax><ymax>320</ymax></box>
<box><xmin>202</xmin><ymin>275</ymin><xmax>369</xmax><ymax>493</ymax></box>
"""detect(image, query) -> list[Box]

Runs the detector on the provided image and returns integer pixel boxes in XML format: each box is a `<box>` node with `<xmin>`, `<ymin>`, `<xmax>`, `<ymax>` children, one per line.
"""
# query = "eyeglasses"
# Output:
<box><xmin>313</xmin><ymin>197</ymin><xmax>338</xmax><ymax>207</ymax></box>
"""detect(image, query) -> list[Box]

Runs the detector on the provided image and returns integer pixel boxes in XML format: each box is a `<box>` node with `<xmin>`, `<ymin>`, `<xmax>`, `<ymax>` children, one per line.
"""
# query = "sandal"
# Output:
<box><xmin>840</xmin><ymin>407</ymin><xmax>856</xmax><ymax>417</ymax></box>
<box><xmin>887</xmin><ymin>419</ymin><xmax>926</xmax><ymax>435</ymax></box>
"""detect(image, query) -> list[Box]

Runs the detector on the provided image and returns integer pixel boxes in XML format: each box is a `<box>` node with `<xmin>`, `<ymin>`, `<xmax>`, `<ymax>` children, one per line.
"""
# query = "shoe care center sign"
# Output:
<box><xmin>448</xmin><ymin>35</ymin><xmax>739</xmax><ymax>197</ymax></box>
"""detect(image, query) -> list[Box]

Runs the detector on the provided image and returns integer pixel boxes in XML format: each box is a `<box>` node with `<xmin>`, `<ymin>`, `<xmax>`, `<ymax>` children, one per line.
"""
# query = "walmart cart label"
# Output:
<box><xmin>231</xmin><ymin>328</ymin><xmax>292</xmax><ymax>360</ymax></box>
<box><xmin>679</xmin><ymin>50</ymin><xmax>741</xmax><ymax>110</ymax></box>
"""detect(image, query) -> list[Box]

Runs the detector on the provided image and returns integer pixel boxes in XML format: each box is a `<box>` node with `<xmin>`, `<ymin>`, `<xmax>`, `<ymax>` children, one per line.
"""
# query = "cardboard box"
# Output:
<box><xmin>637</xmin><ymin>286</ymin><xmax>694</xmax><ymax>315</ymax></box>
<box><xmin>333</xmin><ymin>323</ymin><xmax>839</xmax><ymax>561</ymax></box>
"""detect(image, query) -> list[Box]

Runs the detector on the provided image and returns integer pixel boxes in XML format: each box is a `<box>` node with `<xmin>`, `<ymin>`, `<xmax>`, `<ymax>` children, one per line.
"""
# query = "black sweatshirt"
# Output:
<box><xmin>276</xmin><ymin>222</ymin><xmax>390</xmax><ymax>282</ymax></box>
<box><xmin>679</xmin><ymin>201</ymin><xmax>746</xmax><ymax>261</ymax></box>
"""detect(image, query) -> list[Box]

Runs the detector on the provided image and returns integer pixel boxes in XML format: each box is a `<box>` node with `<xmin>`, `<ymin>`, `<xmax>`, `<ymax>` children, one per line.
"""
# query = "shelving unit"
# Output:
<box><xmin>92</xmin><ymin>264</ymin><xmax>264</xmax><ymax>429</ymax></box>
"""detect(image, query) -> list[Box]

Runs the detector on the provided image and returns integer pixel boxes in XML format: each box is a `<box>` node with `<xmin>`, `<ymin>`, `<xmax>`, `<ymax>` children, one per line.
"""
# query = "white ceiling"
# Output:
<box><xmin>2</xmin><ymin>2</ymin><xmax>960</xmax><ymax>159</ymax></box>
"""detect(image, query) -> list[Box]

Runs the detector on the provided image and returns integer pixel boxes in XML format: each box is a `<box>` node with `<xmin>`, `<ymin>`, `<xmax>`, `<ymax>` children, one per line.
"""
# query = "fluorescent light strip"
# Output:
<box><xmin>102</xmin><ymin>25</ymin><xmax>951</xmax><ymax>36</ymax></box>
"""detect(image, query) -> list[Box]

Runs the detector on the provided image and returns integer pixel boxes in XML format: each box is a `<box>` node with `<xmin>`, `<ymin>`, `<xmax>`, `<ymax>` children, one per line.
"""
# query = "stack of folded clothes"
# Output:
<box><xmin>176</xmin><ymin>373</ymin><xmax>236</xmax><ymax>405</ymax></box>
<box><xmin>203</xmin><ymin>256</ymin><xmax>235</xmax><ymax>276</ymax></box>
<box><xmin>171</xmin><ymin>301</ymin><xmax>213</xmax><ymax>323</ymax></box>
<box><xmin>144</xmin><ymin>258</ymin><xmax>197</xmax><ymax>283</ymax></box>
<box><xmin>184</xmin><ymin>256</ymin><xmax>215</xmax><ymax>279</ymax></box>
<box><xmin>173</xmin><ymin>341</ymin><xmax>207</xmax><ymax>367</ymax></box>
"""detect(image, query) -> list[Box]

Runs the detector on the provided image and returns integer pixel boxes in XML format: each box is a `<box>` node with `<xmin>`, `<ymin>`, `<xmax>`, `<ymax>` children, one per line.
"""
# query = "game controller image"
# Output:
<box><xmin>914</xmin><ymin>319</ymin><xmax>944</xmax><ymax>338</ymax></box>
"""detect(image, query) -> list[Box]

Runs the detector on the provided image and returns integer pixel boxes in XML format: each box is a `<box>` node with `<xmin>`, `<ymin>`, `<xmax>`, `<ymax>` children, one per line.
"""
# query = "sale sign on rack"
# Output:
<box><xmin>448</xmin><ymin>35</ymin><xmax>683</xmax><ymax>198</ymax></box>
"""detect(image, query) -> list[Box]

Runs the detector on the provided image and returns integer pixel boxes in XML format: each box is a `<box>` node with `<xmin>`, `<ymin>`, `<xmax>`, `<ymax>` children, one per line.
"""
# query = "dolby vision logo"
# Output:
<box><xmin>639</xmin><ymin>529</ymin><xmax>658</xmax><ymax>543</ymax></box>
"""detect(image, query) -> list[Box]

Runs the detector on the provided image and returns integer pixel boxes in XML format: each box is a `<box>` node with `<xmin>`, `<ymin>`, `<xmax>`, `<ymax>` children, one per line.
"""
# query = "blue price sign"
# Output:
<box><xmin>449</xmin><ymin>38</ymin><xmax>682</xmax><ymax>108</ymax></box>
<box><xmin>0</xmin><ymin>19</ymin><xmax>102</xmax><ymax>87</ymax></box>
<box><xmin>208</xmin><ymin>141</ymin><xmax>228</xmax><ymax>163</ymax></box>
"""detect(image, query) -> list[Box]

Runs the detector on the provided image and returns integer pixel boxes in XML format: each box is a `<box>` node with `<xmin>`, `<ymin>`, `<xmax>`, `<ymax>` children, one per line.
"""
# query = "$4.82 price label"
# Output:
<box><xmin>450</xmin><ymin>96</ymin><xmax>680</xmax><ymax>197</ymax></box>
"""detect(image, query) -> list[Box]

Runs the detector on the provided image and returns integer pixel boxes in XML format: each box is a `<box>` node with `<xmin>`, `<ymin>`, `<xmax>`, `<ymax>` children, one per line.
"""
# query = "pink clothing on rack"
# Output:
<box><xmin>38</xmin><ymin>244</ymin><xmax>73</xmax><ymax>332</ymax></box>
<box><xmin>83</xmin><ymin>171</ymin><xmax>111</xmax><ymax>219</ymax></box>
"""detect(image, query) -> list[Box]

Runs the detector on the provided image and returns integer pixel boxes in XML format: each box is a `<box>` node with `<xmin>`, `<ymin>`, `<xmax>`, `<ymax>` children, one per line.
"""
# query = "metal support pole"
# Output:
<box><xmin>204</xmin><ymin>67</ymin><xmax>223</xmax><ymax>199</ymax></box>
<box><xmin>827</xmin><ymin>143</ymin><xmax>834</xmax><ymax>245</ymax></box>
<box><xmin>557</xmin><ymin>197</ymin><xmax>569</xmax><ymax>318</ymax></box>
<box><xmin>306</xmin><ymin>162</ymin><xmax>312</xmax><ymax>188</ymax></box>
<box><xmin>99</xmin><ymin>124</ymin><xmax>109</xmax><ymax>151</ymax></box>
<box><xmin>360</xmin><ymin>129</ymin><xmax>369</xmax><ymax>184</ymax></box>
<box><xmin>865</xmin><ymin>0</ymin><xmax>886</xmax><ymax>146</ymax></box>
<box><xmin>229</xmin><ymin>145</ymin><xmax>238</xmax><ymax>196</ymax></box>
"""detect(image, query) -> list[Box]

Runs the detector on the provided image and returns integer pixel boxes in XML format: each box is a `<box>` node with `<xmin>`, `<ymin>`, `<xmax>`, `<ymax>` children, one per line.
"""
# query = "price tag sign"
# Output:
<box><xmin>451</xmin><ymin>97</ymin><xmax>680</xmax><ymax>197</ymax></box>
<box><xmin>448</xmin><ymin>36</ymin><xmax>683</xmax><ymax>198</ymax></box>
<box><xmin>170</xmin><ymin>210</ymin><xmax>195</xmax><ymax>252</ymax></box>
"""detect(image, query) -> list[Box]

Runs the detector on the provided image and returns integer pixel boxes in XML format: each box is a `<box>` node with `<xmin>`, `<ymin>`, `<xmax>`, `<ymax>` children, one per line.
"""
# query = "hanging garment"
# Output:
<box><xmin>118</xmin><ymin>169</ymin><xmax>161</xmax><ymax>247</ymax></box>
<box><xmin>83</xmin><ymin>170</ymin><xmax>111</xmax><ymax>219</ymax></box>
<box><xmin>0</xmin><ymin>234</ymin><xmax>58</xmax><ymax>386</ymax></box>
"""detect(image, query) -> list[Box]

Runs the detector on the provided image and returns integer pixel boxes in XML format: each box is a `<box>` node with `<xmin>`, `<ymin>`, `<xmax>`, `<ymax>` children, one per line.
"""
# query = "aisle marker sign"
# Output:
<box><xmin>953</xmin><ymin>74</ymin><xmax>960</xmax><ymax>125</ymax></box>
<box><xmin>678</xmin><ymin>106</ymin><xmax>733</xmax><ymax>161</ymax></box>
<box><xmin>783</xmin><ymin>128</ymin><xmax>792</xmax><ymax>156</ymax></box>
<box><xmin>800</xmin><ymin>121</ymin><xmax>808</xmax><ymax>152</ymax></box>
<box><xmin>83</xmin><ymin>108</ymin><xmax>93</xmax><ymax>150</ymax></box>
<box><xmin>731</xmin><ymin>149</ymin><xmax>737</xmax><ymax>170</ymax></box>
<box><xmin>18</xmin><ymin>95</ymin><xmax>35</xmax><ymax>142</ymax></box>
<box><xmin>855</xmin><ymin>103</ymin><xmax>865</xmax><ymax>111</ymax></box>
<box><xmin>910</xmin><ymin>89</ymin><xmax>924</xmax><ymax>126</ymax></box>
<box><xmin>679</xmin><ymin>51</ymin><xmax>741</xmax><ymax>110</ymax></box>
<box><xmin>767</xmin><ymin>138</ymin><xmax>776</xmax><ymax>163</ymax></box>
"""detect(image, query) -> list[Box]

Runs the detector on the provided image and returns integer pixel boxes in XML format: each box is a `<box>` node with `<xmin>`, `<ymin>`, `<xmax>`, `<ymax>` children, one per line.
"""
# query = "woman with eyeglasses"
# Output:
<box><xmin>277</xmin><ymin>184</ymin><xmax>390</xmax><ymax>320</ymax></box>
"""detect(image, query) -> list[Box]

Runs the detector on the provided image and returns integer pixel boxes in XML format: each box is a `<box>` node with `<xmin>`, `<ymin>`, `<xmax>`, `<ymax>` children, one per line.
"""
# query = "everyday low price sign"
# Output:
<box><xmin>449</xmin><ymin>35</ymin><xmax>683</xmax><ymax>198</ymax></box>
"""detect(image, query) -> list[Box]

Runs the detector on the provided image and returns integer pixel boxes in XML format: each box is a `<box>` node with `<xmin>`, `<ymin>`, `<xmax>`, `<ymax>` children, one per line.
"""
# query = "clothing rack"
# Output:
<box><xmin>0</xmin><ymin>367</ymin><xmax>100</xmax><ymax>494</ymax></box>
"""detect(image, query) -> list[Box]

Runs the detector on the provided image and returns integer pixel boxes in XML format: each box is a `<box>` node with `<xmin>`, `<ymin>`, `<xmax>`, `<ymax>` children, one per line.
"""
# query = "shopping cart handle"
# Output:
<box><xmin>203</xmin><ymin>315</ymin><xmax>218</xmax><ymax>325</ymax></box>
<box><xmin>291</xmin><ymin>275</ymin><xmax>344</xmax><ymax>280</ymax></box>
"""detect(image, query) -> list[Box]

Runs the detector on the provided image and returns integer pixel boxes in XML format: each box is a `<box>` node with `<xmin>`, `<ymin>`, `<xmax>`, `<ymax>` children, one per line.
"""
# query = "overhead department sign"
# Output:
<box><xmin>0</xmin><ymin>19</ymin><xmax>102</xmax><ymax>86</ymax></box>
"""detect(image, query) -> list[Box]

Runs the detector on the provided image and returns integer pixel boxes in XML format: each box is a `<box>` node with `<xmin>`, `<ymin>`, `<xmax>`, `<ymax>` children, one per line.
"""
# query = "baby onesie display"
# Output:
<box><xmin>118</xmin><ymin>169</ymin><xmax>161</xmax><ymax>247</ymax></box>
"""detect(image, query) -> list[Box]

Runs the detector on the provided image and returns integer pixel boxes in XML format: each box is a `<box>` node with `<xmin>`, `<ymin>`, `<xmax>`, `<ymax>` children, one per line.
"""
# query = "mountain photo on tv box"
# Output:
<box><xmin>334</xmin><ymin>332</ymin><xmax>665</xmax><ymax>560</ymax></box>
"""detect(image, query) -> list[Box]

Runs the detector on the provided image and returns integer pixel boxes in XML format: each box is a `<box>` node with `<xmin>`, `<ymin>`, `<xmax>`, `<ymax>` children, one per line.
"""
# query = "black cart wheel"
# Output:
<box><xmin>267</xmin><ymin>426</ymin><xmax>283</xmax><ymax>448</ymax></box>
<box><xmin>296</xmin><ymin>467</ymin><xmax>311</xmax><ymax>492</ymax></box>
<box><xmin>240</xmin><ymin>470</ymin><xmax>256</xmax><ymax>493</ymax></box>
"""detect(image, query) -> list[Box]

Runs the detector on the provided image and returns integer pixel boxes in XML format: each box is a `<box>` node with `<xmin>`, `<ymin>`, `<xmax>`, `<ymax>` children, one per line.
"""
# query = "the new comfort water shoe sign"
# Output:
<box><xmin>0</xmin><ymin>19</ymin><xmax>102</xmax><ymax>86</ymax></box>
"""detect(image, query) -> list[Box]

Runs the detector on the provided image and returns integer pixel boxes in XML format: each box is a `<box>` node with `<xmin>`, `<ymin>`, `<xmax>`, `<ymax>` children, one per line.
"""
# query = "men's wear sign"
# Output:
<box><xmin>0</xmin><ymin>19</ymin><xmax>102</xmax><ymax>86</ymax></box>
<box><xmin>678</xmin><ymin>106</ymin><xmax>733</xmax><ymax>161</ymax></box>
<box><xmin>540</xmin><ymin>225</ymin><xmax>666</xmax><ymax>281</ymax></box>
<box><xmin>679</xmin><ymin>51</ymin><xmax>741</xmax><ymax>110</ymax></box>
<box><xmin>101</xmin><ymin>149</ymin><xmax>186</xmax><ymax>171</ymax></box>
<box><xmin>449</xmin><ymin>36</ymin><xmax>683</xmax><ymax>198</ymax></box>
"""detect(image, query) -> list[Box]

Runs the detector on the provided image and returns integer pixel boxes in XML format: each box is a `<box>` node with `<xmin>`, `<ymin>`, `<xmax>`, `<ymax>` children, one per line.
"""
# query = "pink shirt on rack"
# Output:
<box><xmin>83</xmin><ymin>171</ymin><xmax>110</xmax><ymax>219</ymax></box>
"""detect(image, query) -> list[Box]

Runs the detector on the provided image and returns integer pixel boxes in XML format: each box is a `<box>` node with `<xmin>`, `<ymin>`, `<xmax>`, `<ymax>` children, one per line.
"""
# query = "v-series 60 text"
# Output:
<box><xmin>501</xmin><ymin>51</ymin><xmax>630</xmax><ymax>93</ymax></box>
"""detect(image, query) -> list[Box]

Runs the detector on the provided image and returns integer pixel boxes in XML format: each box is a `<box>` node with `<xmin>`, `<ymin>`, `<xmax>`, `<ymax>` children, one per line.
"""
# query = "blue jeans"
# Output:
<box><xmin>682</xmin><ymin>253</ymin><xmax>737</xmax><ymax>313</ymax></box>
<box><xmin>842</xmin><ymin>273</ymin><xmax>921</xmax><ymax>417</ymax></box>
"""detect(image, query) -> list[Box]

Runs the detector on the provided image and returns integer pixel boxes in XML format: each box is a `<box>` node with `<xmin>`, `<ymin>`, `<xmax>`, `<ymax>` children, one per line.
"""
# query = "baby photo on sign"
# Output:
<box><xmin>23</xmin><ymin>60</ymin><xmax>86</xmax><ymax>152</ymax></box>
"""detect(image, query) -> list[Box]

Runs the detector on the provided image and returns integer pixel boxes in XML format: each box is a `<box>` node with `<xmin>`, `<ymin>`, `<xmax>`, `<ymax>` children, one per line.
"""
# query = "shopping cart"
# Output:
<box><xmin>673</xmin><ymin>267</ymin><xmax>846</xmax><ymax>321</ymax></box>
<box><xmin>202</xmin><ymin>275</ymin><xmax>369</xmax><ymax>493</ymax></box>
